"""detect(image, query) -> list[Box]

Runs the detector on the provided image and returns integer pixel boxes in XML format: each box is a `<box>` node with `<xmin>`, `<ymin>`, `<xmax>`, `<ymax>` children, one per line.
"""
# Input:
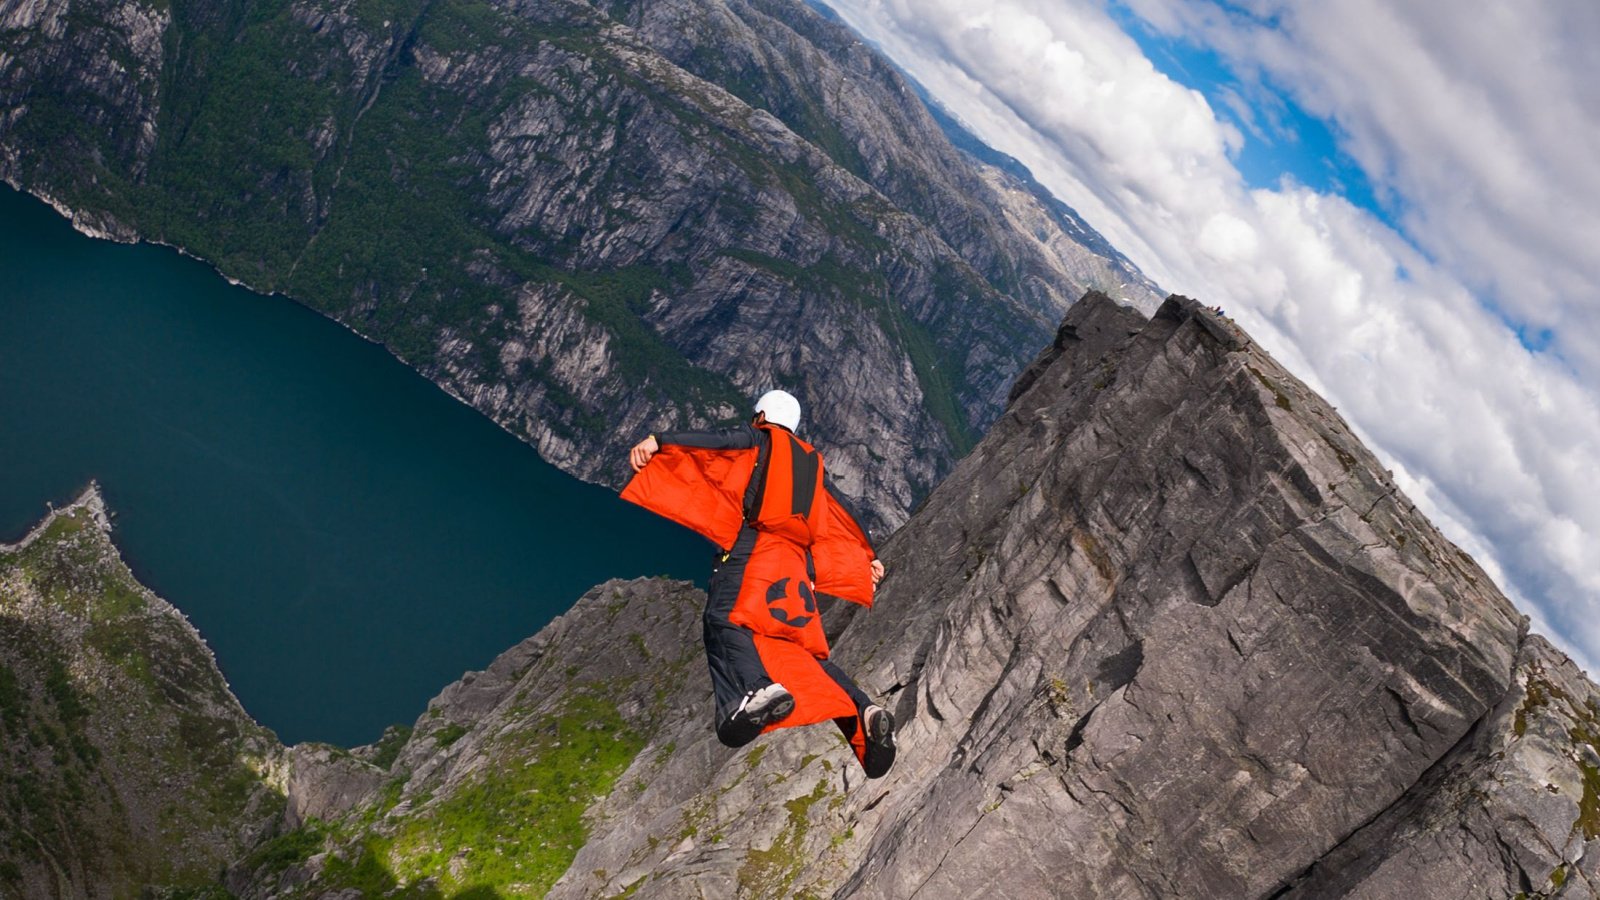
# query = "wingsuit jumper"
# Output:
<box><xmin>622</xmin><ymin>390</ymin><xmax>896</xmax><ymax>778</ymax></box>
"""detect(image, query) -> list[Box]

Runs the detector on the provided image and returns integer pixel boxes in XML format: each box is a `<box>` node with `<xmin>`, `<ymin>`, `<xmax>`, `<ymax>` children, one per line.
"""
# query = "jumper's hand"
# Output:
<box><xmin>870</xmin><ymin>559</ymin><xmax>885</xmax><ymax>586</ymax></box>
<box><xmin>629</xmin><ymin>436</ymin><xmax>661</xmax><ymax>472</ymax></box>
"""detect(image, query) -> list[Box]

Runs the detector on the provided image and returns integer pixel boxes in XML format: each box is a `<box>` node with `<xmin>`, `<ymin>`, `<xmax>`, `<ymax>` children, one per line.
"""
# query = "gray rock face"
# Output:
<box><xmin>281</xmin><ymin>743</ymin><xmax>386</xmax><ymax>829</ymax></box>
<box><xmin>227</xmin><ymin>576</ymin><xmax>723</xmax><ymax>897</ymax></box>
<box><xmin>507</xmin><ymin>293</ymin><xmax>1588</xmax><ymax>899</ymax></box>
<box><xmin>823</xmin><ymin>293</ymin><xmax>1531</xmax><ymax>899</ymax></box>
<box><xmin>606</xmin><ymin>0</ymin><xmax>1161</xmax><ymax>324</ymax></box>
<box><xmin>1277</xmin><ymin>633</ymin><xmax>1600</xmax><ymax>899</ymax></box>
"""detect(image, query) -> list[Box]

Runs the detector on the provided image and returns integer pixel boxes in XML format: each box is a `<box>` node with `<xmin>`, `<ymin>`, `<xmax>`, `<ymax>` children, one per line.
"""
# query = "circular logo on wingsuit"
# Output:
<box><xmin>764</xmin><ymin>577</ymin><xmax>817</xmax><ymax>628</ymax></box>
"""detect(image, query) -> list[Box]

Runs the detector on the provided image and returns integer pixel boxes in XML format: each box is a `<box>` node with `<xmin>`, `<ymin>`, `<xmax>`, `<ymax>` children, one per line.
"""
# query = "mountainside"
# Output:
<box><xmin>0</xmin><ymin>489</ymin><xmax>282</xmax><ymax>897</ymax></box>
<box><xmin>4</xmin><ymin>294</ymin><xmax>1597</xmax><ymax>898</ymax></box>
<box><xmin>0</xmin><ymin>0</ymin><xmax>1160</xmax><ymax>530</ymax></box>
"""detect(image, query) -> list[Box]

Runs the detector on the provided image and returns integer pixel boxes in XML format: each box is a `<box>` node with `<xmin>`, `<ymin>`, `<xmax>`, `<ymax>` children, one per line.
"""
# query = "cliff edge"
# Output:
<box><xmin>4</xmin><ymin>293</ymin><xmax>1597</xmax><ymax>898</ymax></box>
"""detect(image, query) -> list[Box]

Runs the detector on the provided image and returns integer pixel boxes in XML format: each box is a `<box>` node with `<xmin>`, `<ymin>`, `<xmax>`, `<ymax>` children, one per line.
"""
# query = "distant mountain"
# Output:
<box><xmin>0</xmin><ymin>0</ymin><xmax>1160</xmax><ymax>530</ymax></box>
<box><xmin>4</xmin><ymin>296</ymin><xmax>1596</xmax><ymax>898</ymax></box>
<box><xmin>801</xmin><ymin>0</ymin><xmax>1137</xmax><ymax>266</ymax></box>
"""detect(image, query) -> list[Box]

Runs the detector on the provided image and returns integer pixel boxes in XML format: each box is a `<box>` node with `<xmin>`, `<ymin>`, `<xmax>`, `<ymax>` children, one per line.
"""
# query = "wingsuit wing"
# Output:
<box><xmin>619</xmin><ymin>444</ymin><xmax>755</xmax><ymax>551</ymax></box>
<box><xmin>811</xmin><ymin>485</ymin><xmax>876</xmax><ymax>606</ymax></box>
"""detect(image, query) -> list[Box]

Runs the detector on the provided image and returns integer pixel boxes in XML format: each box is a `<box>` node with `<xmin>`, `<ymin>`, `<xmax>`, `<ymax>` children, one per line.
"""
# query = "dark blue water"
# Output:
<box><xmin>0</xmin><ymin>185</ymin><xmax>706</xmax><ymax>746</ymax></box>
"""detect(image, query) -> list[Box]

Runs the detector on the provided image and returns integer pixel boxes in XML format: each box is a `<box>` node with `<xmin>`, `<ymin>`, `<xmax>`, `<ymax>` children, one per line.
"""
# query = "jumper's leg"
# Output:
<box><xmin>818</xmin><ymin>658</ymin><xmax>896</xmax><ymax>778</ymax></box>
<box><xmin>703</xmin><ymin>531</ymin><xmax>786</xmax><ymax>746</ymax></box>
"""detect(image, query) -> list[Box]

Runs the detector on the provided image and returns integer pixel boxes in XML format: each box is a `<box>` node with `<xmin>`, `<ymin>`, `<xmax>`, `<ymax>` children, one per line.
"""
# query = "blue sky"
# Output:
<box><xmin>1105</xmin><ymin>5</ymin><xmax>1390</xmax><ymax>224</ymax></box>
<box><xmin>819</xmin><ymin>0</ymin><xmax>1600</xmax><ymax>674</ymax></box>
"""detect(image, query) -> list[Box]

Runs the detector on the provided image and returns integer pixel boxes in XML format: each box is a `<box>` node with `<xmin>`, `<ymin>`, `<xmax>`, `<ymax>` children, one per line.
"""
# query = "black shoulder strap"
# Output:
<box><xmin>743</xmin><ymin>429</ymin><xmax>772</xmax><ymax>523</ymax></box>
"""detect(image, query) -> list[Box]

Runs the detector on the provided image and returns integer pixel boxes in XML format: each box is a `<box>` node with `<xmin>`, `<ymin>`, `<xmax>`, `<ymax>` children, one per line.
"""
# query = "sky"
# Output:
<box><xmin>818</xmin><ymin>0</ymin><xmax>1600</xmax><ymax>674</ymax></box>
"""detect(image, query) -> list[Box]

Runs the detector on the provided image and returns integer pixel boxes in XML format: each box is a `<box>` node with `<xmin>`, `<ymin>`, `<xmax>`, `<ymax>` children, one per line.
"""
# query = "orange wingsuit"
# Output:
<box><xmin>622</xmin><ymin>422</ymin><xmax>882</xmax><ymax>769</ymax></box>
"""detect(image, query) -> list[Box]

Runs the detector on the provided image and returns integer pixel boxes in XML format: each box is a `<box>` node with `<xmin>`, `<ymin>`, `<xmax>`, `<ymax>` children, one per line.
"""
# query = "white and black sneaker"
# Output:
<box><xmin>718</xmin><ymin>683</ymin><xmax>795</xmax><ymax>747</ymax></box>
<box><xmin>862</xmin><ymin>704</ymin><xmax>896</xmax><ymax>778</ymax></box>
<box><xmin>864</xmin><ymin>705</ymin><xmax>895</xmax><ymax>745</ymax></box>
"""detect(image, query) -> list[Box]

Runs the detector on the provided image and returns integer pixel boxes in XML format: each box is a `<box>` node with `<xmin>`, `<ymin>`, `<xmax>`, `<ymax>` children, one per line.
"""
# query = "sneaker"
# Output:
<box><xmin>741</xmin><ymin>683</ymin><xmax>796</xmax><ymax>725</ymax></box>
<box><xmin>864</xmin><ymin>705</ymin><xmax>895</xmax><ymax>746</ymax></box>
<box><xmin>717</xmin><ymin>683</ymin><xmax>795</xmax><ymax>747</ymax></box>
<box><xmin>862</xmin><ymin>705</ymin><xmax>896</xmax><ymax>779</ymax></box>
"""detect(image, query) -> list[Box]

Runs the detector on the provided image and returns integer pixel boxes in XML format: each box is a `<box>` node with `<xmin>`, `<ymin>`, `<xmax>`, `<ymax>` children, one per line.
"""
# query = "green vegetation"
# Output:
<box><xmin>319</xmin><ymin>838</ymin><xmax>437</xmax><ymax>897</ymax></box>
<box><xmin>372</xmin><ymin>724</ymin><xmax>415</xmax><ymax>769</ymax></box>
<box><xmin>5</xmin><ymin>0</ymin><xmax>752</xmax><ymax>432</ymax></box>
<box><xmin>606</xmin><ymin>874</ymin><xmax>648</xmax><ymax>899</ymax></box>
<box><xmin>737</xmin><ymin>778</ymin><xmax>830</xmax><ymax>897</ymax></box>
<box><xmin>498</xmin><ymin>258</ymin><xmax>742</xmax><ymax>413</ymax></box>
<box><xmin>0</xmin><ymin>501</ymin><xmax>276</xmax><ymax>892</ymax></box>
<box><xmin>1514</xmin><ymin>673</ymin><xmax>1552</xmax><ymax>737</ymax></box>
<box><xmin>243</xmin><ymin>822</ymin><xmax>330</xmax><ymax>875</ymax></box>
<box><xmin>0</xmin><ymin>664</ymin><xmax>25</xmax><ymax>733</ymax></box>
<box><xmin>1248</xmin><ymin>365</ymin><xmax>1294</xmax><ymax>412</ymax></box>
<box><xmin>7</xmin><ymin>0</ymin><xmax>1029</xmax><ymax>466</ymax></box>
<box><xmin>380</xmin><ymin>692</ymin><xmax>645</xmax><ymax>896</ymax></box>
<box><xmin>718</xmin><ymin>248</ymin><xmax>979</xmax><ymax>454</ymax></box>
<box><xmin>434</xmin><ymin>723</ymin><xmax>470</xmax><ymax>747</ymax></box>
<box><xmin>678</xmin><ymin>40</ymin><xmax>871</xmax><ymax>188</ymax></box>
<box><xmin>1573</xmin><ymin>718</ymin><xmax>1600</xmax><ymax>840</ymax></box>
<box><xmin>1512</xmin><ymin>667</ymin><xmax>1600</xmax><ymax>841</ymax></box>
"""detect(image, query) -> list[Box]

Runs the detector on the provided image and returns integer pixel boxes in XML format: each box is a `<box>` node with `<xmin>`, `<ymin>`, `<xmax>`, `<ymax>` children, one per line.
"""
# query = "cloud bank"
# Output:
<box><xmin>821</xmin><ymin>0</ymin><xmax>1600</xmax><ymax>672</ymax></box>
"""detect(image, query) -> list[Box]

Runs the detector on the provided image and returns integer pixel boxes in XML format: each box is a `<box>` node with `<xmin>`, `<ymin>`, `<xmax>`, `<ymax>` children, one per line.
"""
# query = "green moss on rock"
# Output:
<box><xmin>0</xmin><ymin>496</ymin><xmax>278</xmax><ymax>894</ymax></box>
<box><xmin>380</xmin><ymin>692</ymin><xmax>645</xmax><ymax>896</ymax></box>
<box><xmin>737</xmin><ymin>778</ymin><xmax>830</xmax><ymax>897</ymax></box>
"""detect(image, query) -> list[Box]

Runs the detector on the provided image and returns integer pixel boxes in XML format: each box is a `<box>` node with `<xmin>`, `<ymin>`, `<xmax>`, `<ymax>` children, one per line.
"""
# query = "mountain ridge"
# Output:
<box><xmin>4</xmin><ymin>292</ymin><xmax>1596</xmax><ymax>897</ymax></box>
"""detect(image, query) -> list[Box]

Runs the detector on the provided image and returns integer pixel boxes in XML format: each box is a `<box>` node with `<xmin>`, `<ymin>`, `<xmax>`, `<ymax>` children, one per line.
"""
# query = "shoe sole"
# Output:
<box><xmin>755</xmin><ymin>693</ymin><xmax>795</xmax><ymax>725</ymax></box>
<box><xmin>866</xmin><ymin>708</ymin><xmax>896</xmax><ymax>745</ymax></box>
<box><xmin>863</xmin><ymin>710</ymin><xmax>896</xmax><ymax>779</ymax></box>
<box><xmin>717</xmin><ymin>691</ymin><xmax>794</xmax><ymax>748</ymax></box>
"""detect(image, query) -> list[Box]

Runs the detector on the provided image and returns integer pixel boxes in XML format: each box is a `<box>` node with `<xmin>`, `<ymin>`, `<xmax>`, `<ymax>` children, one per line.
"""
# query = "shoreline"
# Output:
<box><xmin>0</xmin><ymin>180</ymin><xmax>606</xmax><ymax>491</ymax></box>
<box><xmin>0</xmin><ymin>479</ymin><xmax>277</xmax><ymax>740</ymax></box>
<box><xmin>0</xmin><ymin>480</ymin><xmax>109</xmax><ymax>554</ymax></box>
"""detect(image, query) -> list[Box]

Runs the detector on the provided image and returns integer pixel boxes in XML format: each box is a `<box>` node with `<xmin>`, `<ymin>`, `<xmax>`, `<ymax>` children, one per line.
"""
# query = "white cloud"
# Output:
<box><xmin>821</xmin><ymin>0</ymin><xmax>1600</xmax><ymax>674</ymax></box>
<box><xmin>1121</xmin><ymin>0</ymin><xmax>1600</xmax><ymax>376</ymax></box>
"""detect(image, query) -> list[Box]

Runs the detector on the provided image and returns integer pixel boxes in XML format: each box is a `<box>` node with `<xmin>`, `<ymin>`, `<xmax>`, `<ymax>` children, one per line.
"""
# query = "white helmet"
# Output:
<box><xmin>754</xmin><ymin>389</ymin><xmax>802</xmax><ymax>431</ymax></box>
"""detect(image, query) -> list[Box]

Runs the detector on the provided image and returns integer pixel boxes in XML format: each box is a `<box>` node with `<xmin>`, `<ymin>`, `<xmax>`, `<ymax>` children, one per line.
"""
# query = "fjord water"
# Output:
<box><xmin>0</xmin><ymin>186</ymin><xmax>706</xmax><ymax>745</ymax></box>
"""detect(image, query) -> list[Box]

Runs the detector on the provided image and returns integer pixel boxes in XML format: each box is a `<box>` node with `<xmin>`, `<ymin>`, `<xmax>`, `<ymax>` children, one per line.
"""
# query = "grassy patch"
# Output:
<box><xmin>1574</xmin><ymin>735</ymin><xmax>1600</xmax><ymax>840</ymax></box>
<box><xmin>737</xmin><ymin>779</ymin><xmax>829</xmax><ymax>897</ymax></box>
<box><xmin>0</xmin><ymin>664</ymin><xmax>25</xmax><ymax>733</ymax></box>
<box><xmin>383</xmin><ymin>693</ymin><xmax>645</xmax><ymax>896</ymax></box>
<box><xmin>434</xmin><ymin>723</ymin><xmax>470</xmax><ymax>748</ymax></box>
<box><xmin>1071</xmin><ymin>528</ymin><xmax>1116</xmax><ymax>583</ymax></box>
<box><xmin>371</xmin><ymin>724</ymin><xmax>414</xmax><ymax>770</ymax></box>
<box><xmin>242</xmin><ymin>822</ymin><xmax>328</xmax><ymax>875</ymax></box>
<box><xmin>1327</xmin><ymin>442</ymin><xmax>1358</xmax><ymax>474</ymax></box>
<box><xmin>320</xmin><ymin>837</ymin><xmax>443</xmax><ymax>898</ymax></box>
<box><xmin>1515</xmin><ymin>668</ymin><xmax>1600</xmax><ymax>840</ymax></box>
<box><xmin>718</xmin><ymin>248</ymin><xmax>978</xmax><ymax>454</ymax></box>
<box><xmin>518</xmin><ymin>261</ymin><xmax>741</xmax><ymax>412</ymax></box>
<box><xmin>0</xmin><ymin>501</ymin><xmax>276</xmax><ymax>891</ymax></box>
<box><xmin>1515</xmin><ymin>674</ymin><xmax>1552</xmax><ymax>737</ymax></box>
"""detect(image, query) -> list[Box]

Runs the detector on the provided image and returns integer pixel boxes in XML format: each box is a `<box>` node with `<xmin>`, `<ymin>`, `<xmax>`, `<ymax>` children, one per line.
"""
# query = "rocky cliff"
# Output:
<box><xmin>471</xmin><ymin>292</ymin><xmax>1586</xmax><ymax>899</ymax></box>
<box><xmin>0</xmin><ymin>488</ymin><xmax>282</xmax><ymax>897</ymax></box>
<box><xmin>0</xmin><ymin>0</ymin><xmax>1160</xmax><ymax>531</ymax></box>
<box><xmin>6</xmin><ymin>292</ymin><xmax>1595</xmax><ymax>898</ymax></box>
